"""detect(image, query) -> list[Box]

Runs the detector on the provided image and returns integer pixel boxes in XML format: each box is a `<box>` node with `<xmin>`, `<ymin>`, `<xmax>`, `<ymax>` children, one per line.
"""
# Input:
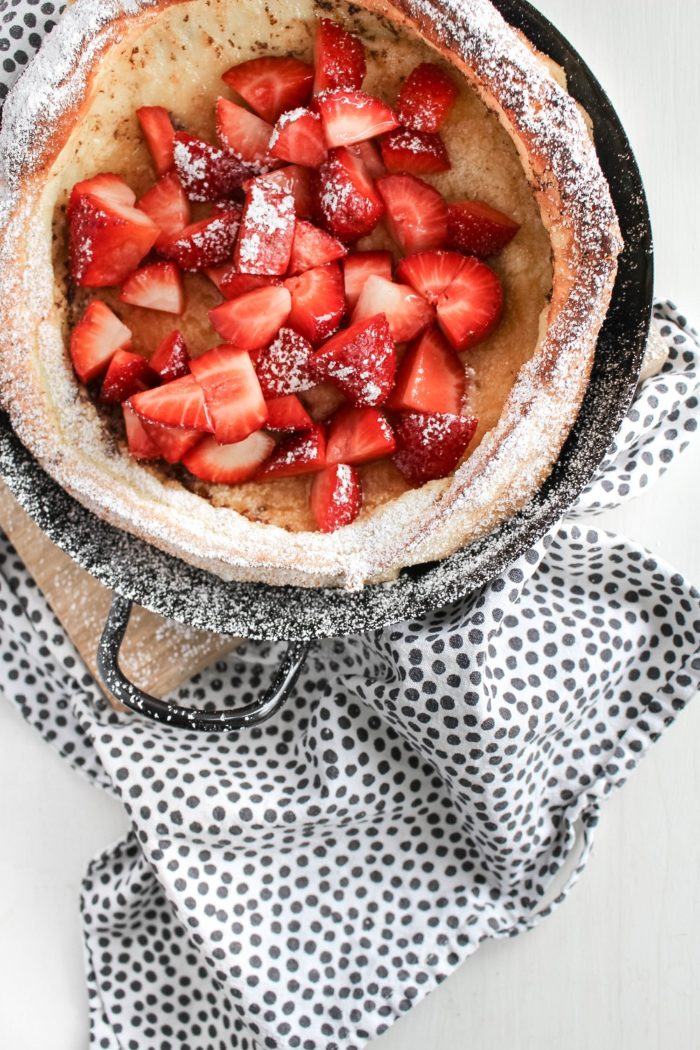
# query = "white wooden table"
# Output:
<box><xmin>1</xmin><ymin>1</ymin><xmax>699</xmax><ymax>1046</ymax></box>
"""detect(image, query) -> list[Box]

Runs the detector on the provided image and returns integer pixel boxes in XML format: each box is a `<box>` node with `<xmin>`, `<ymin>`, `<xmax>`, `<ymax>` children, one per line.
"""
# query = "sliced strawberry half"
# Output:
<box><xmin>215</xmin><ymin>97</ymin><xmax>276</xmax><ymax>171</ymax></box>
<box><xmin>209</xmin><ymin>284</ymin><xmax>292</xmax><ymax>349</ymax></box>
<box><xmin>313</xmin><ymin>147</ymin><xmax>384</xmax><ymax>241</ymax></box>
<box><xmin>380</xmin><ymin>128</ymin><xmax>450</xmax><ymax>175</ymax></box>
<box><xmin>190</xmin><ymin>345</ymin><xmax>268</xmax><ymax>444</ymax></box>
<box><xmin>150</xmin><ymin>330</ymin><xmax>190</xmax><ymax>382</ymax></box>
<box><xmin>447</xmin><ymin>200</ymin><xmax>520</xmax><ymax>257</ymax></box>
<box><xmin>136</xmin><ymin>174</ymin><xmax>191</xmax><ymax>250</ymax></box>
<box><xmin>393</xmin><ymin>411</ymin><xmax>478</xmax><ymax>484</ymax></box>
<box><xmin>68</xmin><ymin>174</ymin><xmax>135</xmax><ymax>215</ymax></box>
<box><xmin>326</xmin><ymin>405</ymin><xmax>395</xmax><ymax>465</ymax></box>
<box><xmin>99</xmin><ymin>349</ymin><xmax>156</xmax><ymax>404</ymax></box>
<box><xmin>136</xmin><ymin>106</ymin><xmax>176</xmax><ymax>176</ymax></box>
<box><xmin>145</xmin><ymin>423</ymin><xmax>202</xmax><ymax>464</ymax></box>
<box><xmin>317</xmin><ymin>89</ymin><xmax>398</xmax><ymax>148</ymax></box>
<box><xmin>69</xmin><ymin>194</ymin><xmax>159</xmax><ymax>287</ymax></box>
<box><xmin>396</xmin><ymin>63</ymin><xmax>458</xmax><ymax>133</ymax></box>
<box><xmin>158</xmin><ymin>210</ymin><xmax>240</xmax><ymax>271</ymax></box>
<box><xmin>310</xmin><ymin>463</ymin><xmax>362</xmax><ymax>533</ymax></box>
<box><xmin>264</xmin><ymin>394</ymin><xmax>314</xmax><ymax>432</ymax></box>
<box><xmin>235</xmin><ymin>180</ymin><xmax>296</xmax><ymax>276</ymax></box>
<box><xmin>123</xmin><ymin>404</ymin><xmax>161</xmax><ymax>461</ymax></box>
<box><xmin>119</xmin><ymin>261</ymin><xmax>184</xmax><ymax>314</ymax></box>
<box><xmin>387</xmin><ymin>327</ymin><xmax>465</xmax><ymax>415</ymax></box>
<box><xmin>284</xmin><ymin>263</ymin><xmax>346</xmax><ymax>344</ymax></box>
<box><xmin>313</xmin><ymin>18</ymin><xmax>366</xmax><ymax>95</ymax></box>
<box><xmin>129</xmin><ymin>374</ymin><xmax>213</xmax><ymax>432</ymax></box>
<box><xmin>288</xmin><ymin>220</ymin><xmax>347</xmax><ymax>275</ymax></box>
<box><xmin>348</xmin><ymin>139</ymin><xmax>386</xmax><ymax>179</ymax></box>
<box><xmin>352</xmin><ymin>274</ymin><xmax>433</xmax><ymax>343</ymax></box>
<box><xmin>377</xmin><ymin>174</ymin><xmax>448</xmax><ymax>255</ymax></box>
<box><xmin>70</xmin><ymin>300</ymin><xmax>132</xmax><ymax>383</ymax></box>
<box><xmin>215</xmin><ymin>264</ymin><xmax>279</xmax><ymax>300</ymax></box>
<box><xmin>255</xmin><ymin>327</ymin><xmax>315</xmax><ymax>397</ymax></box>
<box><xmin>436</xmin><ymin>256</ymin><xmax>503</xmax><ymax>350</ymax></box>
<box><xmin>222</xmin><ymin>57</ymin><xmax>314</xmax><ymax>124</ymax></box>
<box><xmin>172</xmin><ymin>132</ymin><xmax>252</xmax><ymax>202</ymax></box>
<box><xmin>183</xmin><ymin>430</ymin><xmax>275</xmax><ymax>484</ymax></box>
<box><xmin>396</xmin><ymin>250</ymin><xmax>466</xmax><ymax>304</ymax></box>
<box><xmin>342</xmin><ymin>250</ymin><xmax>393</xmax><ymax>310</ymax></box>
<box><xmin>310</xmin><ymin>313</ymin><xmax>395</xmax><ymax>406</ymax></box>
<box><xmin>269</xmin><ymin>108</ymin><xmax>327</xmax><ymax>168</ymax></box>
<box><xmin>256</xmin><ymin>424</ymin><xmax>327</xmax><ymax>479</ymax></box>
<box><xmin>242</xmin><ymin>165</ymin><xmax>314</xmax><ymax>218</ymax></box>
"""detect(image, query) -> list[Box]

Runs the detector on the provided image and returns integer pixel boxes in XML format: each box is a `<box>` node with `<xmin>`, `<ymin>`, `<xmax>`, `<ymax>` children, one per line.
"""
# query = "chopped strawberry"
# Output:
<box><xmin>209</xmin><ymin>284</ymin><xmax>292</xmax><ymax>349</ymax></box>
<box><xmin>215</xmin><ymin>264</ymin><xmax>279</xmax><ymax>300</ymax></box>
<box><xmin>183</xmin><ymin>430</ymin><xmax>275</xmax><ymax>483</ymax></box>
<box><xmin>380</xmin><ymin>128</ymin><xmax>450</xmax><ymax>175</ymax></box>
<box><xmin>352</xmin><ymin>275</ymin><xmax>433</xmax><ymax>343</ymax></box>
<box><xmin>310</xmin><ymin>463</ymin><xmax>362</xmax><ymax>532</ymax></box>
<box><xmin>158</xmin><ymin>211</ymin><xmax>240</xmax><ymax>271</ymax></box>
<box><xmin>348</xmin><ymin>139</ymin><xmax>386</xmax><ymax>179</ymax></box>
<box><xmin>288</xmin><ymin>220</ymin><xmax>347</xmax><ymax>275</ymax></box>
<box><xmin>99</xmin><ymin>349</ymin><xmax>156</xmax><ymax>404</ymax></box>
<box><xmin>447</xmin><ymin>200</ymin><xmax>520</xmax><ymax>257</ymax></box>
<box><xmin>393</xmin><ymin>411</ymin><xmax>478</xmax><ymax>484</ymax></box>
<box><xmin>172</xmin><ymin>132</ymin><xmax>252</xmax><ymax>202</ymax></box>
<box><xmin>123</xmin><ymin>404</ymin><xmax>161</xmax><ymax>460</ymax></box>
<box><xmin>190</xmin><ymin>345</ymin><xmax>267</xmax><ymax>444</ymax></box>
<box><xmin>310</xmin><ymin>313</ymin><xmax>395</xmax><ymax>406</ymax></box>
<box><xmin>136</xmin><ymin>106</ymin><xmax>176</xmax><ymax>176</ymax></box>
<box><xmin>145</xmin><ymin>423</ymin><xmax>202</xmax><ymax>464</ymax></box>
<box><xmin>285</xmin><ymin>263</ymin><xmax>345</xmax><ymax>344</ymax></box>
<box><xmin>70</xmin><ymin>300</ymin><xmax>132</xmax><ymax>383</ymax></box>
<box><xmin>326</xmin><ymin>405</ymin><xmax>396</xmax><ymax>465</ymax></box>
<box><xmin>387</xmin><ymin>327</ymin><xmax>465</xmax><ymax>414</ymax></box>
<box><xmin>129</xmin><ymin>374</ymin><xmax>213</xmax><ymax>432</ymax></box>
<box><xmin>436</xmin><ymin>256</ymin><xmax>503</xmax><ymax>350</ymax></box>
<box><xmin>255</xmin><ymin>327</ymin><xmax>315</xmax><ymax>397</ymax></box>
<box><xmin>136</xmin><ymin>174</ymin><xmax>191</xmax><ymax>249</ymax></box>
<box><xmin>68</xmin><ymin>174</ymin><xmax>135</xmax><ymax>215</ymax></box>
<box><xmin>69</xmin><ymin>194</ymin><xmax>159</xmax><ymax>287</ymax></box>
<box><xmin>317</xmin><ymin>89</ymin><xmax>398</xmax><ymax>149</ymax></box>
<box><xmin>265</xmin><ymin>394</ymin><xmax>314</xmax><ymax>432</ymax></box>
<box><xmin>256</xmin><ymin>424</ymin><xmax>326</xmax><ymax>479</ymax></box>
<box><xmin>377</xmin><ymin>174</ymin><xmax>448</xmax><ymax>255</ymax></box>
<box><xmin>396</xmin><ymin>63</ymin><xmax>458</xmax><ymax>133</ymax></box>
<box><xmin>343</xmin><ymin>250</ymin><xmax>393</xmax><ymax>310</ymax></box>
<box><xmin>150</xmin><ymin>330</ymin><xmax>190</xmax><ymax>382</ymax></box>
<box><xmin>235</xmin><ymin>180</ymin><xmax>296</xmax><ymax>276</ymax></box>
<box><xmin>119</xmin><ymin>261</ymin><xmax>184</xmax><ymax>314</ymax></box>
<box><xmin>313</xmin><ymin>147</ymin><xmax>384</xmax><ymax>241</ymax></box>
<box><xmin>222</xmin><ymin>57</ymin><xmax>314</xmax><ymax>124</ymax></box>
<box><xmin>313</xmin><ymin>18</ymin><xmax>366</xmax><ymax>95</ymax></box>
<box><xmin>215</xmin><ymin>97</ymin><xmax>276</xmax><ymax>171</ymax></box>
<box><xmin>243</xmin><ymin>165</ymin><xmax>314</xmax><ymax>218</ymax></box>
<box><xmin>269</xmin><ymin>107</ymin><xmax>327</xmax><ymax>168</ymax></box>
<box><xmin>396</xmin><ymin>250</ymin><xmax>465</xmax><ymax>304</ymax></box>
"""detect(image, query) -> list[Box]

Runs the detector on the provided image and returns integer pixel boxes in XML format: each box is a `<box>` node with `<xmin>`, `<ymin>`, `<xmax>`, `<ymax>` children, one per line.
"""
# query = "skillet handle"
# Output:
<box><xmin>97</xmin><ymin>594</ymin><xmax>310</xmax><ymax>733</ymax></box>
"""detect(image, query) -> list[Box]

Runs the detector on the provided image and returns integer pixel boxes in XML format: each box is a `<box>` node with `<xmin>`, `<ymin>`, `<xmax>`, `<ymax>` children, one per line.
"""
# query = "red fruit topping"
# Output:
<box><xmin>209</xmin><ymin>285</ymin><xmax>292</xmax><ymax>349</ymax></box>
<box><xmin>317</xmin><ymin>89</ymin><xmax>398</xmax><ymax>148</ymax></box>
<box><xmin>255</xmin><ymin>327</ymin><xmax>315</xmax><ymax>397</ymax></box>
<box><xmin>380</xmin><ymin>128</ymin><xmax>450</xmax><ymax>175</ymax></box>
<box><xmin>256</xmin><ymin>424</ymin><xmax>327</xmax><ymax>479</ymax></box>
<box><xmin>313</xmin><ymin>18</ymin><xmax>366</xmax><ymax>95</ymax></box>
<box><xmin>145</xmin><ymin>423</ymin><xmax>202</xmax><ymax>464</ymax></box>
<box><xmin>284</xmin><ymin>263</ymin><xmax>345</xmax><ymax>344</ymax></box>
<box><xmin>326</xmin><ymin>405</ymin><xmax>395</xmax><ymax>465</ymax></box>
<box><xmin>310</xmin><ymin>313</ymin><xmax>395</xmax><ymax>406</ymax></box>
<box><xmin>217</xmin><ymin>265</ymin><xmax>279</xmax><ymax>300</ymax></box>
<box><xmin>183</xmin><ymin>430</ymin><xmax>275</xmax><ymax>483</ymax></box>
<box><xmin>215</xmin><ymin>98</ymin><xmax>275</xmax><ymax>170</ymax></box>
<box><xmin>396</xmin><ymin>63</ymin><xmax>458</xmax><ymax>133</ymax></box>
<box><xmin>136</xmin><ymin>106</ymin><xmax>176</xmax><ymax>176</ymax></box>
<box><xmin>222</xmin><ymin>57</ymin><xmax>314</xmax><ymax>124</ymax></box>
<box><xmin>396</xmin><ymin>250</ymin><xmax>465</xmax><ymax>304</ymax></box>
<box><xmin>129</xmin><ymin>374</ymin><xmax>213</xmax><ymax>432</ymax></box>
<box><xmin>119</xmin><ymin>261</ymin><xmax>184</xmax><ymax>315</ymax></box>
<box><xmin>123</xmin><ymin>404</ymin><xmax>160</xmax><ymax>461</ymax></box>
<box><xmin>447</xmin><ymin>200</ymin><xmax>520</xmax><ymax>257</ymax></box>
<box><xmin>342</xmin><ymin>250</ymin><xmax>393</xmax><ymax>310</ymax></box>
<box><xmin>436</xmin><ymin>256</ymin><xmax>503</xmax><ymax>350</ymax></box>
<box><xmin>314</xmin><ymin>147</ymin><xmax>384</xmax><ymax>241</ymax></box>
<box><xmin>150</xmin><ymin>330</ymin><xmax>190</xmax><ymax>382</ymax></box>
<box><xmin>388</xmin><ymin>327</ymin><xmax>465</xmax><ymax>415</ymax></box>
<box><xmin>377</xmin><ymin>174</ymin><xmax>448</xmax><ymax>255</ymax></box>
<box><xmin>310</xmin><ymin>463</ymin><xmax>362</xmax><ymax>533</ymax></box>
<box><xmin>172</xmin><ymin>131</ymin><xmax>252</xmax><ymax>201</ymax></box>
<box><xmin>288</xmin><ymin>220</ymin><xmax>347</xmax><ymax>275</ymax></box>
<box><xmin>190</xmin><ymin>345</ymin><xmax>267</xmax><ymax>444</ymax></box>
<box><xmin>393</xmin><ymin>411</ymin><xmax>478</xmax><ymax>484</ymax></box>
<box><xmin>243</xmin><ymin>165</ymin><xmax>314</xmax><ymax>218</ymax></box>
<box><xmin>235</xmin><ymin>181</ymin><xmax>296</xmax><ymax>276</ymax></box>
<box><xmin>352</xmin><ymin>275</ymin><xmax>433</xmax><ymax>343</ymax></box>
<box><xmin>269</xmin><ymin>108</ymin><xmax>327</xmax><ymax>168</ymax></box>
<box><xmin>99</xmin><ymin>349</ymin><xmax>156</xmax><ymax>404</ymax></box>
<box><xmin>70</xmin><ymin>300</ymin><xmax>132</xmax><ymax>383</ymax></box>
<box><xmin>264</xmin><ymin>394</ymin><xmax>314</xmax><ymax>432</ymax></box>
<box><xmin>68</xmin><ymin>174</ymin><xmax>135</xmax><ymax>214</ymax></box>
<box><xmin>348</xmin><ymin>139</ymin><xmax>386</xmax><ymax>179</ymax></box>
<box><xmin>136</xmin><ymin>174</ymin><xmax>191</xmax><ymax>249</ymax></box>
<box><xmin>68</xmin><ymin>194</ymin><xmax>159</xmax><ymax>288</ymax></box>
<box><xmin>158</xmin><ymin>210</ymin><xmax>240</xmax><ymax>271</ymax></box>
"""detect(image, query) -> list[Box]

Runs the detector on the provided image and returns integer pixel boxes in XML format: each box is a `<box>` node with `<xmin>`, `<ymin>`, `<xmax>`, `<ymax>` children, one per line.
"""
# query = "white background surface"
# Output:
<box><xmin>1</xmin><ymin>1</ymin><xmax>699</xmax><ymax>1047</ymax></box>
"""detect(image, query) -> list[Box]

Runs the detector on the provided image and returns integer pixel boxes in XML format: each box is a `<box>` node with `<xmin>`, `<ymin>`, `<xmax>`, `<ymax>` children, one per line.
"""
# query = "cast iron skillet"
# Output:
<box><xmin>0</xmin><ymin>0</ymin><xmax>653</xmax><ymax>731</ymax></box>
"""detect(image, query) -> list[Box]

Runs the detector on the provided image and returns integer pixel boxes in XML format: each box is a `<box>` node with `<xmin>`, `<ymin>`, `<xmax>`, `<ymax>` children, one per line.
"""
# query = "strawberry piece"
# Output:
<box><xmin>314</xmin><ymin>147</ymin><xmax>384</xmax><ymax>241</ymax></box>
<box><xmin>123</xmin><ymin>404</ymin><xmax>161</xmax><ymax>461</ymax></box>
<box><xmin>269</xmin><ymin>108</ymin><xmax>327</xmax><ymax>168</ymax></box>
<box><xmin>68</xmin><ymin>174</ymin><xmax>135</xmax><ymax>214</ymax></box>
<box><xmin>136</xmin><ymin>174</ymin><xmax>191</xmax><ymax>250</ymax></box>
<box><xmin>158</xmin><ymin>210</ymin><xmax>240</xmax><ymax>271</ymax></box>
<box><xmin>396</xmin><ymin>250</ymin><xmax>465</xmax><ymax>304</ymax></box>
<box><xmin>255</xmin><ymin>327</ymin><xmax>315</xmax><ymax>397</ymax></box>
<box><xmin>209</xmin><ymin>285</ymin><xmax>292</xmax><ymax>349</ymax></box>
<box><xmin>136</xmin><ymin>106</ymin><xmax>176</xmax><ymax>176</ymax></box>
<box><xmin>243</xmin><ymin>165</ymin><xmax>314</xmax><ymax>218</ymax></box>
<box><xmin>172</xmin><ymin>132</ymin><xmax>251</xmax><ymax>202</ymax></box>
<box><xmin>215</xmin><ymin>98</ymin><xmax>276</xmax><ymax>171</ymax></box>
<box><xmin>342</xmin><ymin>250</ymin><xmax>393</xmax><ymax>310</ymax></box>
<box><xmin>447</xmin><ymin>200</ymin><xmax>520</xmax><ymax>257</ymax></box>
<box><xmin>317</xmin><ymin>90</ymin><xmax>398</xmax><ymax>149</ymax></box>
<box><xmin>265</xmin><ymin>394</ymin><xmax>314</xmax><ymax>432</ymax></box>
<box><xmin>436</xmin><ymin>256</ymin><xmax>503</xmax><ymax>350</ymax></box>
<box><xmin>396</xmin><ymin>63</ymin><xmax>458</xmax><ymax>133</ymax></box>
<box><xmin>348</xmin><ymin>140</ymin><xmax>386</xmax><ymax>179</ymax></box>
<box><xmin>99</xmin><ymin>349</ymin><xmax>156</xmax><ymax>404</ymax></box>
<box><xmin>380</xmin><ymin>128</ymin><xmax>450</xmax><ymax>175</ymax></box>
<box><xmin>310</xmin><ymin>313</ymin><xmax>395</xmax><ymax>406</ymax></box>
<box><xmin>235</xmin><ymin>180</ymin><xmax>296</xmax><ymax>276</ymax></box>
<box><xmin>326</xmin><ymin>405</ymin><xmax>395</xmax><ymax>465</ymax></box>
<box><xmin>377</xmin><ymin>174</ymin><xmax>448</xmax><ymax>255</ymax></box>
<box><xmin>70</xmin><ymin>300</ymin><xmax>132</xmax><ymax>383</ymax></box>
<box><xmin>190</xmin><ymin>345</ymin><xmax>267</xmax><ymax>444</ymax></box>
<box><xmin>216</xmin><ymin>264</ymin><xmax>279</xmax><ymax>300</ymax></box>
<box><xmin>288</xmin><ymin>220</ymin><xmax>347</xmax><ymax>275</ymax></box>
<box><xmin>69</xmin><ymin>194</ymin><xmax>159</xmax><ymax>287</ymax></box>
<box><xmin>310</xmin><ymin>463</ymin><xmax>362</xmax><ymax>532</ymax></box>
<box><xmin>183</xmin><ymin>430</ymin><xmax>275</xmax><ymax>483</ymax></box>
<box><xmin>285</xmin><ymin>263</ymin><xmax>345</xmax><ymax>344</ymax></box>
<box><xmin>388</xmin><ymin>327</ymin><xmax>465</xmax><ymax>415</ymax></box>
<box><xmin>393</xmin><ymin>411</ymin><xmax>478</xmax><ymax>484</ymax></box>
<box><xmin>145</xmin><ymin>423</ymin><xmax>202</xmax><ymax>464</ymax></box>
<box><xmin>257</xmin><ymin>424</ymin><xmax>326</xmax><ymax>479</ymax></box>
<box><xmin>119</xmin><ymin>261</ymin><xmax>184</xmax><ymax>314</ymax></box>
<box><xmin>222</xmin><ymin>57</ymin><xmax>314</xmax><ymax>124</ymax></box>
<box><xmin>313</xmin><ymin>18</ymin><xmax>366</xmax><ymax>95</ymax></box>
<box><xmin>150</xmin><ymin>330</ymin><xmax>190</xmax><ymax>382</ymax></box>
<box><xmin>352</xmin><ymin>275</ymin><xmax>433</xmax><ymax>343</ymax></box>
<box><xmin>129</xmin><ymin>374</ymin><xmax>213</xmax><ymax>431</ymax></box>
